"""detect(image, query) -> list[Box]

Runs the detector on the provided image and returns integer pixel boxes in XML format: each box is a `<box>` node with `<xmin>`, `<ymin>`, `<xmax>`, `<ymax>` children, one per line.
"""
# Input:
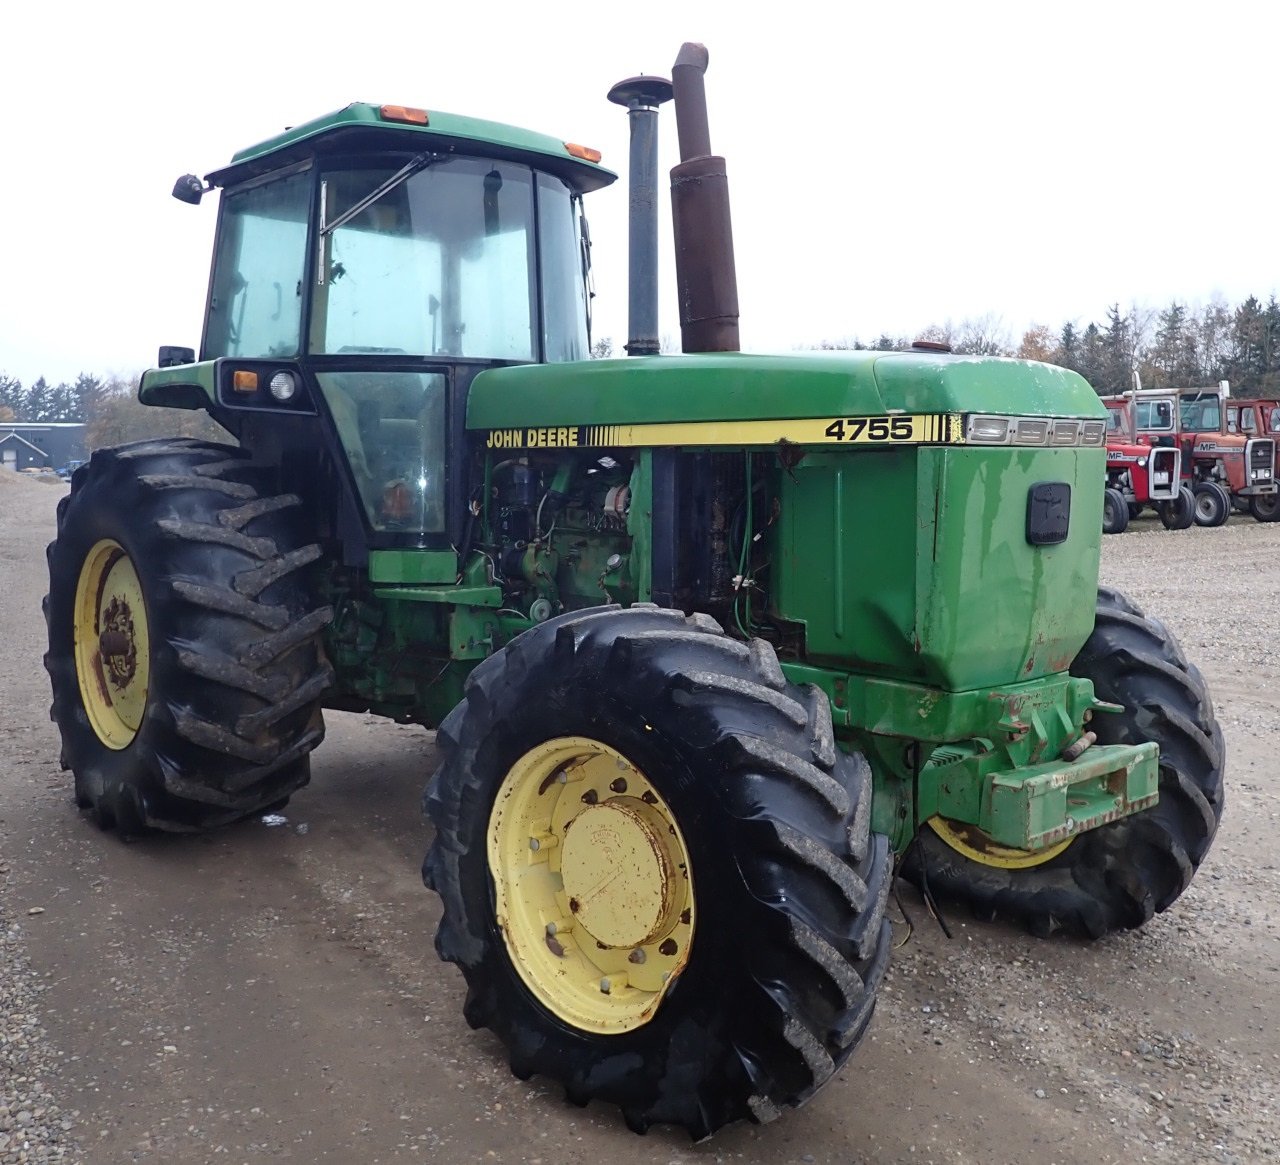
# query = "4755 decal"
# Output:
<box><xmin>824</xmin><ymin>416</ymin><xmax>916</xmax><ymax>442</ymax></box>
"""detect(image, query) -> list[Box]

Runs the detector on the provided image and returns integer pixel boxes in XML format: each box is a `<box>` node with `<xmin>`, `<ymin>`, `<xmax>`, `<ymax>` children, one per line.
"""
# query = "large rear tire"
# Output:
<box><xmin>424</xmin><ymin>605</ymin><xmax>892</xmax><ymax>1138</ymax></box>
<box><xmin>44</xmin><ymin>439</ymin><xmax>333</xmax><ymax>832</ymax></box>
<box><xmin>905</xmin><ymin>588</ymin><xmax>1223</xmax><ymax>938</ymax></box>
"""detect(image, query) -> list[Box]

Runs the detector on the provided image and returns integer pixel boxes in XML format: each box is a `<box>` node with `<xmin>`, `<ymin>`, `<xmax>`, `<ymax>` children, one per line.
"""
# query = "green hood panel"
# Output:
<box><xmin>466</xmin><ymin>351</ymin><xmax>1104</xmax><ymax>431</ymax></box>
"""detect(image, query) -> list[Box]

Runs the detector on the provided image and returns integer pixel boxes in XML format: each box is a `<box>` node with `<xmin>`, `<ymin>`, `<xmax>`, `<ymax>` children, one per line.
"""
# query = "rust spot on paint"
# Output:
<box><xmin>569</xmin><ymin>897</ymin><xmax>581</xmax><ymax>914</ymax></box>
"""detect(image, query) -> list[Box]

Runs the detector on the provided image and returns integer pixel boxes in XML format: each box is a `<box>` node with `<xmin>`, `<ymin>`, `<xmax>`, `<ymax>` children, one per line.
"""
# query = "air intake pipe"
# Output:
<box><xmin>607</xmin><ymin>74</ymin><xmax>674</xmax><ymax>356</ymax></box>
<box><xmin>669</xmin><ymin>42</ymin><xmax>740</xmax><ymax>353</ymax></box>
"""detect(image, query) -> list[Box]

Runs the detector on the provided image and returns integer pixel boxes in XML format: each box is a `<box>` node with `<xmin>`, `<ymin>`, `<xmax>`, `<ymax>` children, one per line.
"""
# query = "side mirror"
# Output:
<box><xmin>172</xmin><ymin>174</ymin><xmax>205</xmax><ymax>205</ymax></box>
<box><xmin>158</xmin><ymin>345</ymin><xmax>196</xmax><ymax>368</ymax></box>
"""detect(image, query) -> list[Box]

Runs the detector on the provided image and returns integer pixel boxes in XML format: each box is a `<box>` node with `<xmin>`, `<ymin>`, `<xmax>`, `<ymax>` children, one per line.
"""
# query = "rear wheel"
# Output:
<box><xmin>1192</xmin><ymin>481</ymin><xmax>1230</xmax><ymax>527</ymax></box>
<box><xmin>424</xmin><ymin>605</ymin><xmax>892</xmax><ymax>1137</ymax></box>
<box><xmin>1102</xmin><ymin>488</ymin><xmax>1129</xmax><ymax>535</ymax></box>
<box><xmin>1248</xmin><ymin>492</ymin><xmax>1280</xmax><ymax>522</ymax></box>
<box><xmin>904</xmin><ymin>588</ymin><xmax>1223</xmax><ymax>938</ymax></box>
<box><xmin>1158</xmin><ymin>485</ymin><xmax>1195</xmax><ymax>530</ymax></box>
<box><xmin>44</xmin><ymin>439</ymin><xmax>333</xmax><ymax>832</ymax></box>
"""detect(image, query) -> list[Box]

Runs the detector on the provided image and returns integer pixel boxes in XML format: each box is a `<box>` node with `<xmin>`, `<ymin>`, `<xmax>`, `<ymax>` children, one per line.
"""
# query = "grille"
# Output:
<box><xmin>1148</xmin><ymin>448</ymin><xmax>1179</xmax><ymax>500</ymax></box>
<box><xmin>1249</xmin><ymin>439</ymin><xmax>1274</xmax><ymax>477</ymax></box>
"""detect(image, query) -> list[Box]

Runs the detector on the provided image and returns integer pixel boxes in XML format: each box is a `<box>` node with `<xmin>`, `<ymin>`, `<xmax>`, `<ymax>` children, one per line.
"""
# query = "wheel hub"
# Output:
<box><xmin>487</xmin><ymin>736</ymin><xmax>695</xmax><ymax>1034</ymax></box>
<box><xmin>73</xmin><ymin>540</ymin><xmax>150</xmax><ymax>750</ymax></box>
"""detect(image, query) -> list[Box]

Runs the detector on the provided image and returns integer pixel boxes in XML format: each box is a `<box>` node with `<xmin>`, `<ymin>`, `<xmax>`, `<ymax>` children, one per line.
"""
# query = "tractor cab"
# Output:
<box><xmin>145</xmin><ymin>103</ymin><xmax>614</xmax><ymax>548</ymax></box>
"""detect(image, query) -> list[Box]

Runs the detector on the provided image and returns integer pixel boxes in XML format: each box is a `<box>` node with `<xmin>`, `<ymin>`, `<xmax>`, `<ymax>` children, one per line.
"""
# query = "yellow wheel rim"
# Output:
<box><xmin>73</xmin><ymin>539</ymin><xmax>150</xmax><ymax>750</ymax></box>
<box><xmin>487</xmin><ymin>736</ymin><xmax>695</xmax><ymax>1034</ymax></box>
<box><xmin>927</xmin><ymin>816</ymin><xmax>1073</xmax><ymax>870</ymax></box>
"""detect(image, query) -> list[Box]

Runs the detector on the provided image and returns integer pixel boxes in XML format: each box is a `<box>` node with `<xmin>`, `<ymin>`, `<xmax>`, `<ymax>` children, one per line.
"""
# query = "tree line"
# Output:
<box><xmin>0</xmin><ymin>373</ymin><xmax>111</xmax><ymax>424</ymax></box>
<box><xmin>814</xmin><ymin>294</ymin><xmax>1280</xmax><ymax>398</ymax></box>
<box><xmin>0</xmin><ymin>372</ymin><xmax>227</xmax><ymax>448</ymax></box>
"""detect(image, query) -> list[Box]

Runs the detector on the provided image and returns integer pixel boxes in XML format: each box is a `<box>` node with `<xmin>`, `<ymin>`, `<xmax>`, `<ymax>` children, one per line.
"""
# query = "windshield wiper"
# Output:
<box><xmin>320</xmin><ymin>152</ymin><xmax>446</xmax><ymax>237</ymax></box>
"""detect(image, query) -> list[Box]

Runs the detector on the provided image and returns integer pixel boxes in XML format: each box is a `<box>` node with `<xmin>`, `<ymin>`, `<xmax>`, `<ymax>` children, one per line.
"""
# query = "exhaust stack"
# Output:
<box><xmin>669</xmin><ymin>42</ymin><xmax>740</xmax><ymax>353</ymax></box>
<box><xmin>607</xmin><ymin>74</ymin><xmax>674</xmax><ymax>357</ymax></box>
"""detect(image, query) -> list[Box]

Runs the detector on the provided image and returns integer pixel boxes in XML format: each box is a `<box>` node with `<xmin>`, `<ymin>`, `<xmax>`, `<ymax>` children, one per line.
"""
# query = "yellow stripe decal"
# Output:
<box><xmin>482</xmin><ymin>413</ymin><xmax>966</xmax><ymax>451</ymax></box>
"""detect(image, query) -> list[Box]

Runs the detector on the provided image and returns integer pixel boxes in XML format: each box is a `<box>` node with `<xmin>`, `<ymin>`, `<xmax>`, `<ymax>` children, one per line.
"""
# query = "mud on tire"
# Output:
<box><xmin>423</xmin><ymin>604</ymin><xmax>893</xmax><ymax>1138</ymax></box>
<box><xmin>907</xmin><ymin>587</ymin><xmax>1224</xmax><ymax>939</ymax></box>
<box><xmin>44</xmin><ymin>438</ymin><xmax>333</xmax><ymax>832</ymax></box>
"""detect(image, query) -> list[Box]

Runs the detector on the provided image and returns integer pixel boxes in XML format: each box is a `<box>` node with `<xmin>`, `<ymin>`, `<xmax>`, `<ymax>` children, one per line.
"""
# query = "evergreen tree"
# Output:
<box><xmin>1056</xmin><ymin>322</ymin><xmax>1080</xmax><ymax>373</ymax></box>
<box><xmin>1226</xmin><ymin>296</ymin><xmax>1266</xmax><ymax>395</ymax></box>
<box><xmin>46</xmin><ymin>382</ymin><xmax>77</xmax><ymax>422</ymax></box>
<box><xmin>24</xmin><ymin>377</ymin><xmax>52</xmax><ymax>422</ymax></box>
<box><xmin>1149</xmin><ymin>302</ymin><xmax>1199</xmax><ymax>388</ymax></box>
<box><xmin>1099</xmin><ymin>304</ymin><xmax>1135</xmax><ymax>395</ymax></box>
<box><xmin>72</xmin><ymin>372</ymin><xmax>107</xmax><ymax>420</ymax></box>
<box><xmin>1075</xmin><ymin>322</ymin><xmax>1105</xmax><ymax>390</ymax></box>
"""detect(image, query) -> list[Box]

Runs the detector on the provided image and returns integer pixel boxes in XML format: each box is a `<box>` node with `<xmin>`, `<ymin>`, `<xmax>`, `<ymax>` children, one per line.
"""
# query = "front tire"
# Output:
<box><xmin>905</xmin><ymin>588</ymin><xmax>1223</xmax><ymax>938</ymax></box>
<box><xmin>424</xmin><ymin>605</ymin><xmax>892</xmax><ymax>1138</ymax></box>
<box><xmin>1192</xmin><ymin>481</ymin><xmax>1230</xmax><ymax>527</ymax></box>
<box><xmin>1158</xmin><ymin>485</ymin><xmax>1195</xmax><ymax>530</ymax></box>
<box><xmin>44</xmin><ymin>439</ymin><xmax>333</xmax><ymax>832</ymax></box>
<box><xmin>1248</xmin><ymin>492</ymin><xmax>1280</xmax><ymax>522</ymax></box>
<box><xmin>1102</xmin><ymin>488</ymin><xmax>1129</xmax><ymax>535</ymax></box>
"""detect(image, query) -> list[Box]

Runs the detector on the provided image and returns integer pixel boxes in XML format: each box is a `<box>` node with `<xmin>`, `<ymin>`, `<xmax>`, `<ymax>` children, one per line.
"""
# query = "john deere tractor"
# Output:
<box><xmin>44</xmin><ymin>44</ymin><xmax>1223</xmax><ymax>1138</ymax></box>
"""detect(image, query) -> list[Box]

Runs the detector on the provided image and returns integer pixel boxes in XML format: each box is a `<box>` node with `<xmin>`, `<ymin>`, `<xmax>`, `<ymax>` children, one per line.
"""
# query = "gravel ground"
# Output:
<box><xmin>0</xmin><ymin>475</ymin><xmax>77</xmax><ymax>1164</ymax></box>
<box><xmin>2</xmin><ymin>476</ymin><xmax>1278</xmax><ymax>1163</ymax></box>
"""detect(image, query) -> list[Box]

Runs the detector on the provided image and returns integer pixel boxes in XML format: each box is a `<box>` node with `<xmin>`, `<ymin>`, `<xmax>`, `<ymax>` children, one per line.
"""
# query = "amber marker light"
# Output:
<box><xmin>232</xmin><ymin>370</ymin><xmax>259</xmax><ymax>393</ymax></box>
<box><xmin>380</xmin><ymin>105</ymin><xmax>429</xmax><ymax>125</ymax></box>
<box><xmin>564</xmin><ymin>142</ymin><xmax>602</xmax><ymax>163</ymax></box>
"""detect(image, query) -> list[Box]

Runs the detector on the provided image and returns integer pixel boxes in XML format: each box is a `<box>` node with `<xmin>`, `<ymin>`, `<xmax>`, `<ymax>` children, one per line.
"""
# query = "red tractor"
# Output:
<box><xmin>1102</xmin><ymin>383</ymin><xmax>1278</xmax><ymax>525</ymax></box>
<box><xmin>1101</xmin><ymin>420</ymin><xmax>1190</xmax><ymax>533</ymax></box>
<box><xmin>1225</xmin><ymin>398</ymin><xmax>1280</xmax><ymax>521</ymax></box>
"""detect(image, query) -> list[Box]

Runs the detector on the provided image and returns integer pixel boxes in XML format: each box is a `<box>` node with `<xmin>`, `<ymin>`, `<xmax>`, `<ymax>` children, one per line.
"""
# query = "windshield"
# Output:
<box><xmin>312</xmin><ymin>158</ymin><xmax>588</xmax><ymax>361</ymax></box>
<box><xmin>1135</xmin><ymin>399</ymin><xmax>1174</xmax><ymax>431</ymax></box>
<box><xmin>1179</xmin><ymin>394</ymin><xmax>1220</xmax><ymax>432</ymax></box>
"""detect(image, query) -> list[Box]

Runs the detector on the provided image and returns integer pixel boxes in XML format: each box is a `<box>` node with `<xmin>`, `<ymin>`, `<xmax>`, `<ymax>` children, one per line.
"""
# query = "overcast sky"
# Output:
<box><xmin>1</xmin><ymin>0</ymin><xmax>1276</xmax><ymax>386</ymax></box>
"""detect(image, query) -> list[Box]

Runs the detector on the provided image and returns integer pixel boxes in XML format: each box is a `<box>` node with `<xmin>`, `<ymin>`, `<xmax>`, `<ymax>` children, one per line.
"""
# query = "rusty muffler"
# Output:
<box><xmin>670</xmin><ymin>42</ymin><xmax>740</xmax><ymax>353</ymax></box>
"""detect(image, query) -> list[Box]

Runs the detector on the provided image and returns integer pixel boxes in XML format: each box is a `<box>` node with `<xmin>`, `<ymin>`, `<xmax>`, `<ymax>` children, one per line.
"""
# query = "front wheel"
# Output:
<box><xmin>424</xmin><ymin>605</ymin><xmax>892</xmax><ymax>1137</ymax></box>
<box><xmin>44</xmin><ymin>439</ymin><xmax>333</xmax><ymax>832</ymax></box>
<box><xmin>1248</xmin><ymin>492</ymin><xmax>1280</xmax><ymax>522</ymax></box>
<box><xmin>1102</xmin><ymin>488</ymin><xmax>1129</xmax><ymax>535</ymax></box>
<box><xmin>1192</xmin><ymin>481</ymin><xmax>1231</xmax><ymax>527</ymax></box>
<box><xmin>1158</xmin><ymin>485</ymin><xmax>1195</xmax><ymax>530</ymax></box>
<box><xmin>904</xmin><ymin>588</ymin><xmax>1223</xmax><ymax>938</ymax></box>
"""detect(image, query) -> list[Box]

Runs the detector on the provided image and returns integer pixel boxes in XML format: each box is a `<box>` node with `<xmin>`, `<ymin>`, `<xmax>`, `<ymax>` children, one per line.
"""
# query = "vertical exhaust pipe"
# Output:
<box><xmin>607</xmin><ymin>75</ymin><xmax>674</xmax><ymax>357</ymax></box>
<box><xmin>669</xmin><ymin>42</ymin><xmax>739</xmax><ymax>353</ymax></box>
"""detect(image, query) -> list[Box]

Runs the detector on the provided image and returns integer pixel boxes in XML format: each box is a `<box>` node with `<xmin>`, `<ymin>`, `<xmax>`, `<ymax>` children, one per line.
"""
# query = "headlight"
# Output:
<box><xmin>1137</xmin><ymin>457</ymin><xmax>1147</xmax><ymax>468</ymax></box>
<box><xmin>1013</xmin><ymin>419</ymin><xmax>1050</xmax><ymax>445</ymax></box>
<box><xmin>1079</xmin><ymin>421</ymin><xmax>1107</xmax><ymax>446</ymax></box>
<box><xmin>1050</xmin><ymin>420</ymin><xmax>1080</xmax><ymax>446</ymax></box>
<box><xmin>967</xmin><ymin>415</ymin><xmax>1011</xmax><ymax>444</ymax></box>
<box><xmin>268</xmin><ymin>370</ymin><xmax>298</xmax><ymax>402</ymax></box>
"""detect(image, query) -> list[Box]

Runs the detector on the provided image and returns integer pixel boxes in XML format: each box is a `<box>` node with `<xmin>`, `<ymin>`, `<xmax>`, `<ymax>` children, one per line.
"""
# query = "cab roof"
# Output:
<box><xmin>206</xmin><ymin>102</ymin><xmax>617</xmax><ymax>194</ymax></box>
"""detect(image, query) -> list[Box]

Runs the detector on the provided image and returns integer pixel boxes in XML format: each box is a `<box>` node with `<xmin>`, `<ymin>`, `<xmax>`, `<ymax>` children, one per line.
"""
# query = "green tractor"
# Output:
<box><xmin>44</xmin><ymin>44</ymin><xmax>1223</xmax><ymax>1139</ymax></box>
